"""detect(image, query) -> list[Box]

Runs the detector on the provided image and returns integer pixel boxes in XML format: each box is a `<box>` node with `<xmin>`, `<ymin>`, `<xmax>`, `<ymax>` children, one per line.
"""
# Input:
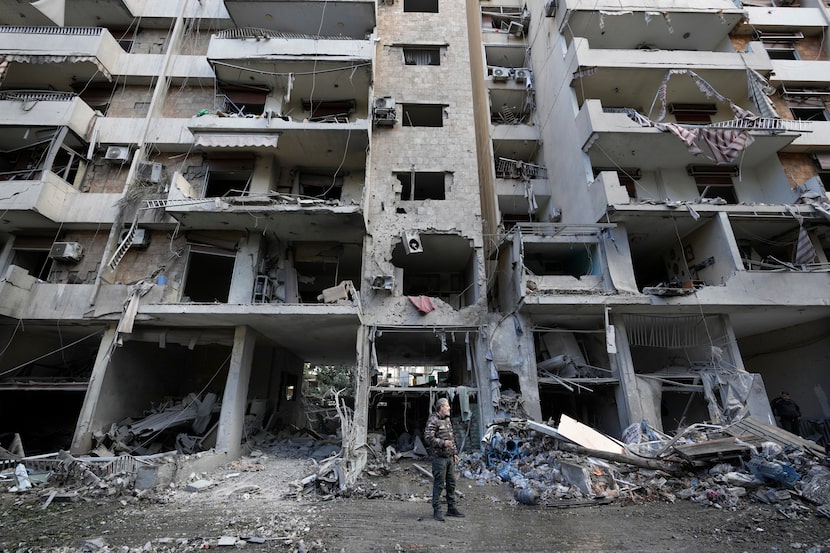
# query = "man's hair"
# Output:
<box><xmin>436</xmin><ymin>397</ymin><xmax>449</xmax><ymax>409</ymax></box>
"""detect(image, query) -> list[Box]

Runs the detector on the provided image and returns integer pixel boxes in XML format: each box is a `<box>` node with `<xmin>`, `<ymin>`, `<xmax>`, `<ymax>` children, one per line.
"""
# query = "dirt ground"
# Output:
<box><xmin>1</xmin><ymin>453</ymin><xmax>829</xmax><ymax>553</ymax></box>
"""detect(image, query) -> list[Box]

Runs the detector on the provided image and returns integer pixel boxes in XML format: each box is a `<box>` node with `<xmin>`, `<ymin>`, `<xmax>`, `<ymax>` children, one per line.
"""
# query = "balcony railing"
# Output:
<box><xmin>0</xmin><ymin>26</ymin><xmax>103</xmax><ymax>36</ymax></box>
<box><xmin>0</xmin><ymin>90</ymin><xmax>76</xmax><ymax>102</ymax></box>
<box><xmin>214</xmin><ymin>27</ymin><xmax>354</xmax><ymax>41</ymax></box>
<box><xmin>496</xmin><ymin>157</ymin><xmax>548</xmax><ymax>179</ymax></box>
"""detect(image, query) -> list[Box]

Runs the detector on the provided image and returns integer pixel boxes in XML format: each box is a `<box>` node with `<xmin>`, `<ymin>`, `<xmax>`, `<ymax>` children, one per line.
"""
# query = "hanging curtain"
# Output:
<box><xmin>404</xmin><ymin>49</ymin><xmax>435</xmax><ymax>65</ymax></box>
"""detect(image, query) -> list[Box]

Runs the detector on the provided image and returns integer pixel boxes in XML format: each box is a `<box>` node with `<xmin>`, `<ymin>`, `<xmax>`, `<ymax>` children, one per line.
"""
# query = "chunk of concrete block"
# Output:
<box><xmin>185</xmin><ymin>479</ymin><xmax>213</xmax><ymax>492</ymax></box>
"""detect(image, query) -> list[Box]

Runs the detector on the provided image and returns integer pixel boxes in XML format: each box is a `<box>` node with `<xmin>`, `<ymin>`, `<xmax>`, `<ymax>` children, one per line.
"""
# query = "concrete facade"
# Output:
<box><xmin>0</xmin><ymin>0</ymin><xmax>829</xmax><ymax>470</ymax></box>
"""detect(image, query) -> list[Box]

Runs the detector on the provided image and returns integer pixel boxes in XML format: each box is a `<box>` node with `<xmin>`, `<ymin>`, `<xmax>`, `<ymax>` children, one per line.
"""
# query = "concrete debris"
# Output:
<box><xmin>91</xmin><ymin>392</ymin><xmax>221</xmax><ymax>456</ymax></box>
<box><xmin>452</xmin><ymin>417</ymin><xmax>830</xmax><ymax>517</ymax></box>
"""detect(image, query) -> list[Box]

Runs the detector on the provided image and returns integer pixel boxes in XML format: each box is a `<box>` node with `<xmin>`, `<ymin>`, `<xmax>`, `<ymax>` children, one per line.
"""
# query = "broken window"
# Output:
<box><xmin>183</xmin><ymin>249</ymin><xmax>236</xmax><ymax>303</ymax></box>
<box><xmin>401</xmin><ymin>104</ymin><xmax>444</xmax><ymax>127</ymax></box>
<box><xmin>759</xmin><ymin>32</ymin><xmax>803</xmax><ymax>60</ymax></box>
<box><xmin>217</xmin><ymin>84</ymin><xmax>269</xmax><ymax>116</ymax></box>
<box><xmin>11</xmin><ymin>236</ymin><xmax>54</xmax><ymax>280</ymax></box>
<box><xmin>790</xmin><ymin>107</ymin><xmax>829</xmax><ymax>122</ymax></box>
<box><xmin>668</xmin><ymin>103</ymin><xmax>717</xmax><ymax>125</ymax></box>
<box><xmin>403</xmin><ymin>0</ymin><xmax>438</xmax><ymax>13</ymax></box>
<box><xmin>395</xmin><ymin>172</ymin><xmax>447</xmax><ymax>200</ymax></box>
<box><xmin>302</xmin><ymin>99</ymin><xmax>356</xmax><ymax>123</ymax></box>
<box><xmin>201</xmin><ymin>156</ymin><xmax>255</xmax><ymax>197</ymax></box>
<box><xmin>688</xmin><ymin>165</ymin><xmax>739</xmax><ymax>204</ymax></box>
<box><xmin>403</xmin><ymin>46</ymin><xmax>441</xmax><ymax>66</ymax></box>
<box><xmin>293</xmin><ymin>242</ymin><xmax>362</xmax><ymax>303</ymax></box>
<box><xmin>299</xmin><ymin>172</ymin><xmax>344</xmax><ymax>200</ymax></box>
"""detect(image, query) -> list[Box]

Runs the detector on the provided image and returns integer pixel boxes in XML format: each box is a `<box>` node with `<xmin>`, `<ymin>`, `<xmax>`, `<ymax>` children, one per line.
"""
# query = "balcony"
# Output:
<box><xmin>556</xmin><ymin>0</ymin><xmax>745</xmax><ymax>50</ymax></box>
<box><xmin>497</xmin><ymin>223</ymin><xmax>640</xmax><ymax>311</ymax></box>
<box><xmin>0</xmin><ymin>171</ymin><xmax>79</xmax><ymax>229</ymax></box>
<box><xmin>0</xmin><ymin>27</ymin><xmax>123</xmax><ymax>89</ymax></box>
<box><xmin>158</xmin><ymin>171</ymin><xmax>365</xmax><ymax>241</ymax></box>
<box><xmin>576</xmin><ymin>99</ymin><xmax>801</xmax><ymax>172</ymax></box>
<box><xmin>0</xmin><ymin>92</ymin><xmax>96</xmax><ymax>140</ymax></box>
<box><xmin>567</xmin><ymin>37</ymin><xmax>773</xmax><ymax>76</ymax></box>
<box><xmin>222</xmin><ymin>0</ymin><xmax>376</xmax><ymax>39</ymax></box>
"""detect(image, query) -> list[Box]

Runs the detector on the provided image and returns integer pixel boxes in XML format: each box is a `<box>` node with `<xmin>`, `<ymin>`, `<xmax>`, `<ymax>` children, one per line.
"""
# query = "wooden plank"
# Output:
<box><xmin>557</xmin><ymin>414</ymin><xmax>625</xmax><ymax>455</ymax></box>
<box><xmin>728</xmin><ymin>416</ymin><xmax>825</xmax><ymax>456</ymax></box>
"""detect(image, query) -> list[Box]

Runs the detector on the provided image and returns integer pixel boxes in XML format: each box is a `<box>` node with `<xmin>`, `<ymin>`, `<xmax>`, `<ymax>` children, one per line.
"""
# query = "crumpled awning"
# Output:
<box><xmin>0</xmin><ymin>54</ymin><xmax>112</xmax><ymax>81</ymax></box>
<box><xmin>194</xmin><ymin>133</ymin><xmax>280</xmax><ymax>149</ymax></box>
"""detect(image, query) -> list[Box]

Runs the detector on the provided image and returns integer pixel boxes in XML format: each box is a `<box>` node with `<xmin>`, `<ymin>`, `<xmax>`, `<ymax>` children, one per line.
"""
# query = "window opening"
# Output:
<box><xmin>183</xmin><ymin>251</ymin><xmax>235</xmax><ymax>303</ymax></box>
<box><xmin>403</xmin><ymin>47</ymin><xmax>441</xmax><ymax>66</ymax></box>
<box><xmin>401</xmin><ymin>104</ymin><xmax>444</xmax><ymax>127</ymax></box>
<box><xmin>395</xmin><ymin>172</ymin><xmax>446</xmax><ymax>200</ymax></box>
<box><xmin>300</xmin><ymin>172</ymin><xmax>343</xmax><ymax>200</ymax></box>
<box><xmin>668</xmin><ymin>103</ymin><xmax>717</xmax><ymax>125</ymax></box>
<box><xmin>302</xmin><ymin>99</ymin><xmax>356</xmax><ymax>123</ymax></box>
<box><xmin>204</xmin><ymin>170</ymin><xmax>251</xmax><ymax>197</ymax></box>
<box><xmin>403</xmin><ymin>0</ymin><xmax>438</xmax><ymax>12</ymax></box>
<box><xmin>790</xmin><ymin>107</ymin><xmax>829</xmax><ymax>122</ymax></box>
<box><xmin>217</xmin><ymin>84</ymin><xmax>268</xmax><ymax>116</ymax></box>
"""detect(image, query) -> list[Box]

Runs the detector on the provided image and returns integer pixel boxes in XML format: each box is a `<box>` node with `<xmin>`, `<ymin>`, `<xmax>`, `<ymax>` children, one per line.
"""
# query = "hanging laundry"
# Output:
<box><xmin>407</xmin><ymin>295</ymin><xmax>436</xmax><ymax>313</ymax></box>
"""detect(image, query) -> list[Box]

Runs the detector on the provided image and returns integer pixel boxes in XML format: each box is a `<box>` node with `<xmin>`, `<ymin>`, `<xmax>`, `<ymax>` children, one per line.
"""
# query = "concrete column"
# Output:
<box><xmin>228</xmin><ymin>233</ymin><xmax>260</xmax><ymax>304</ymax></box>
<box><xmin>610</xmin><ymin>316</ymin><xmax>644</xmax><ymax>430</ymax></box>
<box><xmin>516</xmin><ymin>316</ymin><xmax>543</xmax><ymax>422</ymax></box>
<box><xmin>347</xmin><ymin>325</ymin><xmax>370</xmax><ymax>485</ymax></box>
<box><xmin>70</xmin><ymin>325</ymin><xmax>118</xmax><ymax>454</ymax></box>
<box><xmin>216</xmin><ymin>325</ymin><xmax>256</xmax><ymax>457</ymax></box>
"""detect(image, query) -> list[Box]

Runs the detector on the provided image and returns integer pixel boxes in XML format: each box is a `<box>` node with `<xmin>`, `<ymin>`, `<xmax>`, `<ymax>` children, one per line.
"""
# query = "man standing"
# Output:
<box><xmin>424</xmin><ymin>397</ymin><xmax>464</xmax><ymax>521</ymax></box>
<box><xmin>771</xmin><ymin>392</ymin><xmax>802</xmax><ymax>436</ymax></box>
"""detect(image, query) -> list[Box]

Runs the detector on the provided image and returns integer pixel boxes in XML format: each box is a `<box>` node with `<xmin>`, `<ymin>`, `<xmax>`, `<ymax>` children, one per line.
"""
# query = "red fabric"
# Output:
<box><xmin>407</xmin><ymin>295</ymin><xmax>436</xmax><ymax>313</ymax></box>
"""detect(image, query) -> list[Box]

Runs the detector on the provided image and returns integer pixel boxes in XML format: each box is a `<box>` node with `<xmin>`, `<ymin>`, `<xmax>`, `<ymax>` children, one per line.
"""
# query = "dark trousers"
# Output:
<box><xmin>431</xmin><ymin>455</ymin><xmax>457</xmax><ymax>512</ymax></box>
<box><xmin>781</xmin><ymin>417</ymin><xmax>801</xmax><ymax>436</ymax></box>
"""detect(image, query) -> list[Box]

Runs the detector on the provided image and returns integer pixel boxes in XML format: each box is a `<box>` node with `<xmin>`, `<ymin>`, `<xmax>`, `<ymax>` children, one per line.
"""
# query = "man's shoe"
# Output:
<box><xmin>433</xmin><ymin>511</ymin><xmax>445</xmax><ymax>521</ymax></box>
<box><xmin>445</xmin><ymin>508</ymin><xmax>465</xmax><ymax>518</ymax></box>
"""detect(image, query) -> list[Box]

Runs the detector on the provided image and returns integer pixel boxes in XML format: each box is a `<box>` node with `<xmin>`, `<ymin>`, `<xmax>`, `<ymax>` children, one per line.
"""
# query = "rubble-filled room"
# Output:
<box><xmin>366</xmin><ymin>328</ymin><xmax>481</xmax><ymax>455</ymax></box>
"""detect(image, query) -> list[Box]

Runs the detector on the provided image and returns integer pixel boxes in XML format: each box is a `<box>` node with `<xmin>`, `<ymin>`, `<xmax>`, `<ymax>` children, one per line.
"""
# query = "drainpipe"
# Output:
<box><xmin>89</xmin><ymin>0</ymin><xmax>192</xmax><ymax>306</ymax></box>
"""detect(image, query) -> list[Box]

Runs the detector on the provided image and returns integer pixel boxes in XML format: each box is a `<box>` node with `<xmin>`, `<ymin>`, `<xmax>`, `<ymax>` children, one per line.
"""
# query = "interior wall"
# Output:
<box><xmin>89</xmin><ymin>341</ymin><xmax>231</xmax><ymax>436</ymax></box>
<box><xmin>248</xmin><ymin>345</ymin><xmax>306</xmax><ymax>430</ymax></box>
<box><xmin>739</xmin><ymin>318</ymin><xmax>830</xmax><ymax>420</ymax></box>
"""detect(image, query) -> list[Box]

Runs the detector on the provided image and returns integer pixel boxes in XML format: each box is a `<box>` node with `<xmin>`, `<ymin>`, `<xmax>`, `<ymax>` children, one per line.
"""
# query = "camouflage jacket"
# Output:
<box><xmin>424</xmin><ymin>411</ymin><xmax>457</xmax><ymax>458</ymax></box>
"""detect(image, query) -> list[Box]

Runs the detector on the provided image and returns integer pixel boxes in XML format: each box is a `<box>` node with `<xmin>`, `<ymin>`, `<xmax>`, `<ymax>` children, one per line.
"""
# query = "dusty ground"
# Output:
<box><xmin>1</xmin><ymin>453</ymin><xmax>829</xmax><ymax>553</ymax></box>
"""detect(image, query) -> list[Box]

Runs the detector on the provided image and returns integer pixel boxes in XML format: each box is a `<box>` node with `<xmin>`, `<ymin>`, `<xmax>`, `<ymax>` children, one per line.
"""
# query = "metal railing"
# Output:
<box><xmin>0</xmin><ymin>26</ymin><xmax>102</xmax><ymax>36</ymax></box>
<box><xmin>214</xmin><ymin>27</ymin><xmax>354</xmax><ymax>41</ymax></box>
<box><xmin>496</xmin><ymin>157</ymin><xmax>548</xmax><ymax>179</ymax></box>
<box><xmin>0</xmin><ymin>90</ymin><xmax>75</xmax><ymax>102</ymax></box>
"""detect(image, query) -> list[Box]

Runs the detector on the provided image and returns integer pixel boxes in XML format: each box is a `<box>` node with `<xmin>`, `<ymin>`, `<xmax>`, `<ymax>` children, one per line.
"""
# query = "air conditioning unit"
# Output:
<box><xmin>373</xmin><ymin>96</ymin><xmax>397</xmax><ymax>126</ymax></box>
<box><xmin>514</xmin><ymin>68</ymin><xmax>531</xmax><ymax>84</ymax></box>
<box><xmin>49</xmin><ymin>242</ymin><xmax>84</xmax><ymax>263</ymax></box>
<box><xmin>492</xmin><ymin>67</ymin><xmax>511</xmax><ymax>82</ymax></box>
<box><xmin>136</xmin><ymin>161</ymin><xmax>163</xmax><ymax>183</ymax></box>
<box><xmin>104</xmin><ymin>145</ymin><xmax>130</xmax><ymax>162</ymax></box>
<box><xmin>401</xmin><ymin>230</ymin><xmax>423</xmax><ymax>254</ymax></box>
<box><xmin>120</xmin><ymin>228</ymin><xmax>151</xmax><ymax>250</ymax></box>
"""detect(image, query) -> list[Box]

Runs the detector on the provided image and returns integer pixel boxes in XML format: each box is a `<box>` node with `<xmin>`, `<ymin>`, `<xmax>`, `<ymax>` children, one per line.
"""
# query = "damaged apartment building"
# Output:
<box><xmin>0</xmin><ymin>0</ymin><xmax>829</xmax><ymax>479</ymax></box>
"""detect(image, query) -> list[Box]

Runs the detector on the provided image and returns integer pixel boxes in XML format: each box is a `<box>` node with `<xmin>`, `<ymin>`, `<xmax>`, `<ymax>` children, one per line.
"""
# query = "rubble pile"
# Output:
<box><xmin>457</xmin><ymin>416</ymin><xmax>830</xmax><ymax>517</ymax></box>
<box><xmin>90</xmin><ymin>392</ymin><xmax>221</xmax><ymax>456</ymax></box>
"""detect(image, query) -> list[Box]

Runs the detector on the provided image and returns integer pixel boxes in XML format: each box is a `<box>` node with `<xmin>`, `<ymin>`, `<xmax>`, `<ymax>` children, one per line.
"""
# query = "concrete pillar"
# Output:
<box><xmin>70</xmin><ymin>325</ymin><xmax>118</xmax><ymax>454</ymax></box>
<box><xmin>610</xmin><ymin>316</ymin><xmax>644</xmax><ymax>430</ymax></box>
<box><xmin>216</xmin><ymin>325</ymin><xmax>256</xmax><ymax>457</ymax></box>
<box><xmin>348</xmin><ymin>325</ymin><xmax>371</xmax><ymax>485</ymax></box>
<box><xmin>228</xmin><ymin>233</ymin><xmax>260</xmax><ymax>304</ymax></box>
<box><xmin>516</xmin><ymin>316</ymin><xmax>543</xmax><ymax>422</ymax></box>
